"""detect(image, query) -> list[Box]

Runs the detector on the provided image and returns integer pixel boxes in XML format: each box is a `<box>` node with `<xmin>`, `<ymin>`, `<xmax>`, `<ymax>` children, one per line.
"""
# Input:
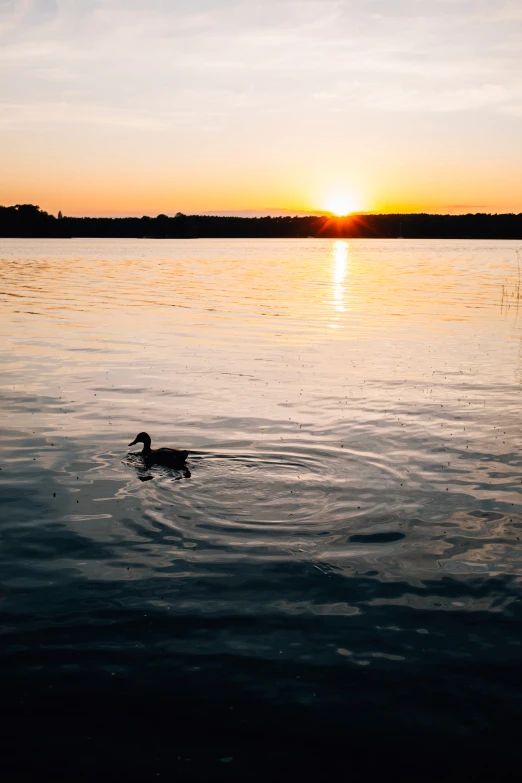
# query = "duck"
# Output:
<box><xmin>127</xmin><ymin>432</ymin><xmax>188</xmax><ymax>468</ymax></box>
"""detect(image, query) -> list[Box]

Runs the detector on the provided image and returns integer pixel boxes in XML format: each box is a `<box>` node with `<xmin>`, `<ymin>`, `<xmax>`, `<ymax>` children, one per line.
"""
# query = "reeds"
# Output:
<box><xmin>501</xmin><ymin>250</ymin><xmax>521</xmax><ymax>313</ymax></box>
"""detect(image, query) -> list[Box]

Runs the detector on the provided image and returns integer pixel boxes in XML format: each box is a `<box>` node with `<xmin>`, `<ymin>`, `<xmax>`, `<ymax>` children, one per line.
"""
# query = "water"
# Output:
<box><xmin>2</xmin><ymin>238</ymin><xmax>522</xmax><ymax>779</ymax></box>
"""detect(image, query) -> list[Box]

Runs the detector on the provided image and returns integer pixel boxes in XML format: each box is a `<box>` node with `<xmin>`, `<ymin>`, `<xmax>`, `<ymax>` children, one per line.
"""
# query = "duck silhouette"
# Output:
<box><xmin>128</xmin><ymin>432</ymin><xmax>189</xmax><ymax>468</ymax></box>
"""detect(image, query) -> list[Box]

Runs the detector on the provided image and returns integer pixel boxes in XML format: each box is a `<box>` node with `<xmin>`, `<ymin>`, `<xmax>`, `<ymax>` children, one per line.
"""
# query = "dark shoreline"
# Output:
<box><xmin>2</xmin><ymin>204</ymin><xmax>522</xmax><ymax>239</ymax></box>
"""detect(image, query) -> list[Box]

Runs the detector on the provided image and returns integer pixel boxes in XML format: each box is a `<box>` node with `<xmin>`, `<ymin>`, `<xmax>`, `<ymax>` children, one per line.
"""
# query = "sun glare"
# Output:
<box><xmin>325</xmin><ymin>194</ymin><xmax>359</xmax><ymax>217</ymax></box>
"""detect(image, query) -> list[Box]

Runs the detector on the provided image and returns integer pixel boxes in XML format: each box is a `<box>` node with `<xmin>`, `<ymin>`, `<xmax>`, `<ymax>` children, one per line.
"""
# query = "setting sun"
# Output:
<box><xmin>324</xmin><ymin>194</ymin><xmax>360</xmax><ymax>216</ymax></box>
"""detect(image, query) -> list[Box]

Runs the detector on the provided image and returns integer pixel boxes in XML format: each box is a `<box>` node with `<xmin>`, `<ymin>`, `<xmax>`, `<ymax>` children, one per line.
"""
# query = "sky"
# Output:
<box><xmin>1</xmin><ymin>0</ymin><xmax>521</xmax><ymax>216</ymax></box>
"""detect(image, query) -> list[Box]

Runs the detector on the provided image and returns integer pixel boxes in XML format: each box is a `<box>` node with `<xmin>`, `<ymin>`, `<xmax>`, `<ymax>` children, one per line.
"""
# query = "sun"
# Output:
<box><xmin>325</xmin><ymin>194</ymin><xmax>359</xmax><ymax>216</ymax></box>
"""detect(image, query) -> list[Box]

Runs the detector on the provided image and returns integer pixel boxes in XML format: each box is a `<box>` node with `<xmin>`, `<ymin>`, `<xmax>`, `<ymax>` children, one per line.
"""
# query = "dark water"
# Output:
<box><xmin>2</xmin><ymin>238</ymin><xmax>522</xmax><ymax>780</ymax></box>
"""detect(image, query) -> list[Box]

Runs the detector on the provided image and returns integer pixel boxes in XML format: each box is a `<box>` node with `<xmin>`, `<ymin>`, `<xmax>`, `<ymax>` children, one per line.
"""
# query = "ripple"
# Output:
<box><xmin>2</xmin><ymin>238</ymin><xmax>522</xmax><ymax>764</ymax></box>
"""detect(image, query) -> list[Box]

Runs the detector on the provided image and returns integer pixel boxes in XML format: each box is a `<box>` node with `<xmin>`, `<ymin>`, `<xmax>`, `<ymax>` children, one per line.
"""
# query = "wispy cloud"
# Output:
<box><xmin>1</xmin><ymin>0</ymin><xmax>521</xmax><ymax>123</ymax></box>
<box><xmin>0</xmin><ymin>0</ymin><xmax>521</xmax><ymax>213</ymax></box>
<box><xmin>0</xmin><ymin>100</ymin><xmax>165</xmax><ymax>129</ymax></box>
<box><xmin>364</xmin><ymin>84</ymin><xmax>512</xmax><ymax>113</ymax></box>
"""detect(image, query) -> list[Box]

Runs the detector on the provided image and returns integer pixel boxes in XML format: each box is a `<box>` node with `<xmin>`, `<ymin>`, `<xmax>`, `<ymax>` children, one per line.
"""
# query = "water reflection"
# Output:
<box><xmin>123</xmin><ymin>453</ymin><xmax>191</xmax><ymax>481</ymax></box>
<box><xmin>330</xmin><ymin>239</ymin><xmax>348</xmax><ymax>327</ymax></box>
<box><xmin>2</xmin><ymin>239</ymin><xmax>522</xmax><ymax>775</ymax></box>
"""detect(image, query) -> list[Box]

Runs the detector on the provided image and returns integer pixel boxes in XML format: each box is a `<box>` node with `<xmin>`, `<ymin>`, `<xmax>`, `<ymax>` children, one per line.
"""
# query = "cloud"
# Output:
<box><xmin>0</xmin><ymin>100</ymin><xmax>164</xmax><ymax>129</ymax></box>
<box><xmin>0</xmin><ymin>0</ymin><xmax>521</xmax><ymax>126</ymax></box>
<box><xmin>364</xmin><ymin>84</ymin><xmax>511</xmax><ymax>113</ymax></box>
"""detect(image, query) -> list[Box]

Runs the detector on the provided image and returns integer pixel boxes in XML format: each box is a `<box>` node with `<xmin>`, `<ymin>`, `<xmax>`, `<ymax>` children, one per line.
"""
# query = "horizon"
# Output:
<box><xmin>1</xmin><ymin>1</ymin><xmax>521</xmax><ymax>216</ymax></box>
<box><xmin>3</xmin><ymin>3</ymin><xmax>522</xmax><ymax>775</ymax></box>
<box><xmin>3</xmin><ymin>204</ymin><xmax>522</xmax><ymax>220</ymax></box>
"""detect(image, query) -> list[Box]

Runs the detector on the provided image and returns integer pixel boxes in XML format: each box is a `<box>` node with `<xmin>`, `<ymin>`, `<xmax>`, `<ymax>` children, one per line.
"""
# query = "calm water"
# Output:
<box><xmin>2</xmin><ymin>238</ymin><xmax>522</xmax><ymax>779</ymax></box>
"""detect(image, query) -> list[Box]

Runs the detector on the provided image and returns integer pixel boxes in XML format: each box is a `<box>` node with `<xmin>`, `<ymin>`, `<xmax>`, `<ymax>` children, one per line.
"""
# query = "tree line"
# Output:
<box><xmin>1</xmin><ymin>203</ymin><xmax>522</xmax><ymax>239</ymax></box>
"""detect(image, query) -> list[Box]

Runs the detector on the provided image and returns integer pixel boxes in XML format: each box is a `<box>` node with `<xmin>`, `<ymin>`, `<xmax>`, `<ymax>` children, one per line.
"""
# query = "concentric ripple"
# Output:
<box><xmin>2</xmin><ymin>238</ymin><xmax>522</xmax><ymax>771</ymax></box>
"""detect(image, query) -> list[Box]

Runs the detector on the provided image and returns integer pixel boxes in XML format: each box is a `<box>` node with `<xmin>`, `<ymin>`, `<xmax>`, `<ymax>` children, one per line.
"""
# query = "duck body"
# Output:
<box><xmin>128</xmin><ymin>432</ymin><xmax>188</xmax><ymax>468</ymax></box>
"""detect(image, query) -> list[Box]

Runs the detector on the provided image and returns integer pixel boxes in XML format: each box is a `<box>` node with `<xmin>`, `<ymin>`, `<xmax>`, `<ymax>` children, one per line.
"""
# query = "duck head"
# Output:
<box><xmin>128</xmin><ymin>432</ymin><xmax>152</xmax><ymax>452</ymax></box>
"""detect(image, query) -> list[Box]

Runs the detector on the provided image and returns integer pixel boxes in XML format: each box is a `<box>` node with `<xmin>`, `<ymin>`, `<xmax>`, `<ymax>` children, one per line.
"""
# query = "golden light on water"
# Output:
<box><xmin>330</xmin><ymin>239</ymin><xmax>348</xmax><ymax>327</ymax></box>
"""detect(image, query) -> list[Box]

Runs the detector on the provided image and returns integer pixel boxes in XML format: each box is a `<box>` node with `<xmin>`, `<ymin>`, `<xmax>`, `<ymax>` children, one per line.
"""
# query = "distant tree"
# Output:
<box><xmin>58</xmin><ymin>210</ymin><xmax>63</xmax><ymax>220</ymax></box>
<box><xmin>15</xmin><ymin>204</ymin><xmax>42</xmax><ymax>214</ymax></box>
<box><xmin>0</xmin><ymin>204</ymin><xmax>522</xmax><ymax>238</ymax></box>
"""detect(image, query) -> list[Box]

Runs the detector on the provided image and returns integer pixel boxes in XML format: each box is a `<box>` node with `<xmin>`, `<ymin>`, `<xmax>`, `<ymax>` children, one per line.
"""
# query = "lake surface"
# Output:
<box><xmin>2</xmin><ymin>238</ymin><xmax>522</xmax><ymax>779</ymax></box>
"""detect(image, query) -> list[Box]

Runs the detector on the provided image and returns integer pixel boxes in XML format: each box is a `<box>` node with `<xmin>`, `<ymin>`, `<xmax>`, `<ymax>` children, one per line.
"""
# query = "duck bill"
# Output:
<box><xmin>128</xmin><ymin>438</ymin><xmax>139</xmax><ymax>446</ymax></box>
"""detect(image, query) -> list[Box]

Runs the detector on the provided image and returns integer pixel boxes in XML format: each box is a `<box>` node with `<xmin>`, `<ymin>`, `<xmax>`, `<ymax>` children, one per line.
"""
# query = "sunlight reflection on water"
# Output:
<box><xmin>2</xmin><ymin>238</ymin><xmax>522</xmax><ymax>761</ymax></box>
<box><xmin>331</xmin><ymin>239</ymin><xmax>347</xmax><ymax>322</ymax></box>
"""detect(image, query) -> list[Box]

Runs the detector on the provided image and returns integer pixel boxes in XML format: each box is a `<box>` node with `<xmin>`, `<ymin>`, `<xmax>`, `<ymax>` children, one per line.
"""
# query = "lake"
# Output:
<box><xmin>2</xmin><ymin>238</ymin><xmax>522</xmax><ymax>780</ymax></box>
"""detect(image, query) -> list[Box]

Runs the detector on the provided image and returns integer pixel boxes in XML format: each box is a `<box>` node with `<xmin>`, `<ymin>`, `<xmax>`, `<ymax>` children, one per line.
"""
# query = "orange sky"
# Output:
<box><xmin>1</xmin><ymin>1</ymin><xmax>521</xmax><ymax>217</ymax></box>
